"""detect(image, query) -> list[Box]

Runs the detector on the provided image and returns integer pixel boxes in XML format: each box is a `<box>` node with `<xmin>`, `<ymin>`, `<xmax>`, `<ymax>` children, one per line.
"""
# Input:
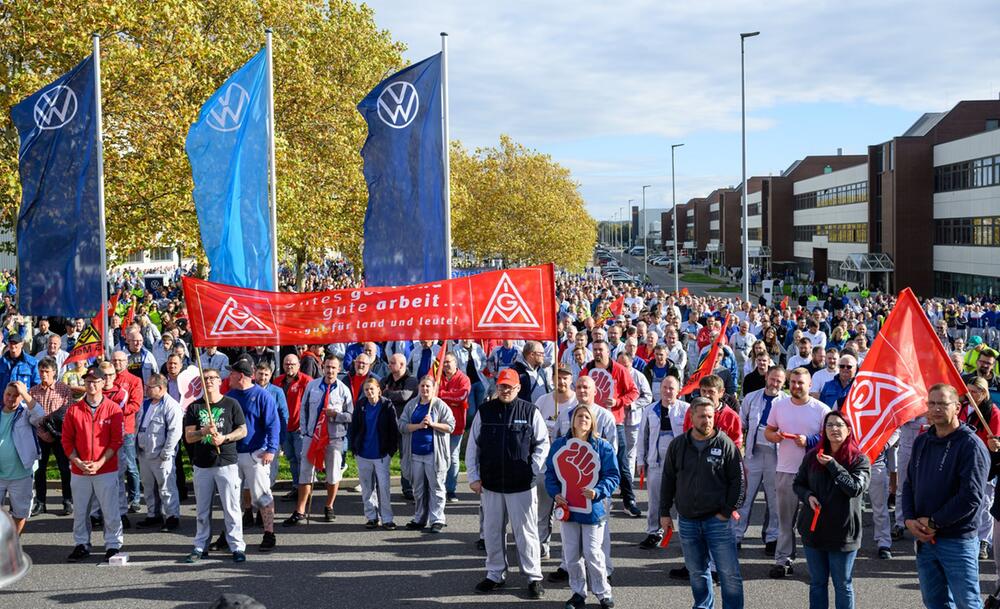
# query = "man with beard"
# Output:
<box><xmin>764</xmin><ymin>368</ymin><xmax>830</xmax><ymax>578</ymax></box>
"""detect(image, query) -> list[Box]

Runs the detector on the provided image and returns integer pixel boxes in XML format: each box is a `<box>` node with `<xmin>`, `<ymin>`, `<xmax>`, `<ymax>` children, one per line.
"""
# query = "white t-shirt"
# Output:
<box><xmin>766</xmin><ymin>396</ymin><xmax>830</xmax><ymax>473</ymax></box>
<box><xmin>534</xmin><ymin>392</ymin><xmax>578</xmax><ymax>443</ymax></box>
<box><xmin>803</xmin><ymin>330</ymin><xmax>827</xmax><ymax>350</ymax></box>
<box><xmin>810</xmin><ymin>369</ymin><xmax>837</xmax><ymax>395</ymax></box>
<box><xmin>787</xmin><ymin>354</ymin><xmax>811</xmax><ymax>370</ymax></box>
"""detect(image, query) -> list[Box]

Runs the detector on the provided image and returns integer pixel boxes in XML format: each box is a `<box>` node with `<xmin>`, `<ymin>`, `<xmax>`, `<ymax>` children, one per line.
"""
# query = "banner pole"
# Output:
<box><xmin>92</xmin><ymin>33</ymin><xmax>110</xmax><ymax>358</ymax></box>
<box><xmin>552</xmin><ymin>263</ymin><xmax>560</xmax><ymax>423</ymax></box>
<box><xmin>265</xmin><ymin>29</ymin><xmax>281</xmax><ymax>368</ymax></box>
<box><xmin>440</xmin><ymin>33</ymin><xmax>451</xmax><ymax>280</ymax></box>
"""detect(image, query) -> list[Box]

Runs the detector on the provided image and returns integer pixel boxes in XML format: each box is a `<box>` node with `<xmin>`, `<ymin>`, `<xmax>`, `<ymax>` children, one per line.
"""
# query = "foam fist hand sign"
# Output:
<box><xmin>554</xmin><ymin>438</ymin><xmax>600</xmax><ymax>513</ymax></box>
<box><xmin>588</xmin><ymin>368</ymin><xmax>614</xmax><ymax>407</ymax></box>
<box><xmin>177</xmin><ymin>366</ymin><xmax>204</xmax><ymax>411</ymax></box>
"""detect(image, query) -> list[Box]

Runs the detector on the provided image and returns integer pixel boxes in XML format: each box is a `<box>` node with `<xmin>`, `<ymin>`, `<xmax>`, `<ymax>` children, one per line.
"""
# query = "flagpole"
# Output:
<box><xmin>440</xmin><ymin>32</ymin><xmax>452</xmax><ymax>280</ymax></box>
<box><xmin>265</xmin><ymin>29</ymin><xmax>279</xmax><ymax>290</ymax></box>
<box><xmin>265</xmin><ymin>29</ymin><xmax>280</xmax><ymax>367</ymax></box>
<box><xmin>192</xmin><ymin>346</ymin><xmax>221</xmax><ymax>454</ymax></box>
<box><xmin>92</xmin><ymin>33</ymin><xmax>111</xmax><ymax>359</ymax></box>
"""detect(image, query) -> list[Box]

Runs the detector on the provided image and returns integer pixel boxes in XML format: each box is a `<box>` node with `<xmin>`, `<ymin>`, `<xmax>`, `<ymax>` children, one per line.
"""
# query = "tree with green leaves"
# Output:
<box><xmin>0</xmin><ymin>0</ymin><xmax>404</xmax><ymax>288</ymax></box>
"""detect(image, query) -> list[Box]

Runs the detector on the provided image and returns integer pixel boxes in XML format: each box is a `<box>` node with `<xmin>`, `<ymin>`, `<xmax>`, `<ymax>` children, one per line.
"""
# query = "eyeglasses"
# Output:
<box><xmin>838</xmin><ymin>365</ymin><xmax>854</xmax><ymax>369</ymax></box>
<box><xmin>203</xmin><ymin>376</ymin><xmax>221</xmax><ymax>382</ymax></box>
<box><xmin>825</xmin><ymin>422</ymin><xmax>848</xmax><ymax>429</ymax></box>
<box><xmin>927</xmin><ymin>400</ymin><xmax>956</xmax><ymax>409</ymax></box>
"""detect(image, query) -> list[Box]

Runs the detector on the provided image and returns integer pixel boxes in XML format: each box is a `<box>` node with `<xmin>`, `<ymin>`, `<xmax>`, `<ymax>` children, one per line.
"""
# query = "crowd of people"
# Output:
<box><xmin>2</xmin><ymin>261</ymin><xmax>1000</xmax><ymax>609</ymax></box>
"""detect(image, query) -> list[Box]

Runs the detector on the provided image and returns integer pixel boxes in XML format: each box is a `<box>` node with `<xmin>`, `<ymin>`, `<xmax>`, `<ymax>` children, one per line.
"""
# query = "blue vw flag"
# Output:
<box><xmin>11</xmin><ymin>55</ymin><xmax>103</xmax><ymax>317</ymax></box>
<box><xmin>186</xmin><ymin>49</ymin><xmax>273</xmax><ymax>291</ymax></box>
<box><xmin>358</xmin><ymin>53</ymin><xmax>446</xmax><ymax>286</ymax></box>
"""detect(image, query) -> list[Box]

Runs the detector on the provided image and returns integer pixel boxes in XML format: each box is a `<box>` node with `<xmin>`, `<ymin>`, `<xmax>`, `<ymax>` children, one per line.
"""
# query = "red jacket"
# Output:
<box><xmin>439</xmin><ymin>371</ymin><xmax>471</xmax><ymax>435</ymax></box>
<box><xmin>683</xmin><ymin>404</ymin><xmax>744</xmax><ymax>447</ymax></box>
<box><xmin>61</xmin><ymin>396</ymin><xmax>124</xmax><ymax>475</ymax></box>
<box><xmin>635</xmin><ymin>344</ymin><xmax>656</xmax><ymax>363</ymax></box>
<box><xmin>275</xmin><ymin>372</ymin><xmax>313</xmax><ymax>433</ymax></box>
<box><xmin>112</xmin><ymin>369</ymin><xmax>143</xmax><ymax>435</ymax></box>
<box><xmin>582</xmin><ymin>360</ymin><xmax>639</xmax><ymax>424</ymax></box>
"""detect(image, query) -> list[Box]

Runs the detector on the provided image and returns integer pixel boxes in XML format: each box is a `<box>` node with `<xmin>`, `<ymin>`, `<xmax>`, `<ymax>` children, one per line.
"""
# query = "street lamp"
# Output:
<box><xmin>627</xmin><ymin>200</ymin><xmax>635</xmax><ymax>250</ymax></box>
<box><xmin>619</xmin><ymin>206</ymin><xmax>624</xmax><ymax>251</ymax></box>
<box><xmin>641</xmin><ymin>185</ymin><xmax>652</xmax><ymax>279</ymax></box>
<box><xmin>740</xmin><ymin>30</ymin><xmax>759</xmax><ymax>302</ymax></box>
<box><xmin>671</xmin><ymin>144</ymin><xmax>684</xmax><ymax>295</ymax></box>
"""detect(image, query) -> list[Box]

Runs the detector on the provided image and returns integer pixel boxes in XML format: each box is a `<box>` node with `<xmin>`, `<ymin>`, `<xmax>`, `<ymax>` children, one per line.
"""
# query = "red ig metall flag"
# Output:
<box><xmin>841</xmin><ymin>288</ymin><xmax>967</xmax><ymax>463</ymax></box>
<box><xmin>679</xmin><ymin>314</ymin><xmax>732</xmax><ymax>396</ymax></box>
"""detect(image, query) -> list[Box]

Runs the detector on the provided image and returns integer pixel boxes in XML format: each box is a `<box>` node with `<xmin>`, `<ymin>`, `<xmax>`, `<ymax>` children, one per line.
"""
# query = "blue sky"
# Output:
<box><xmin>362</xmin><ymin>0</ymin><xmax>1000</xmax><ymax>221</ymax></box>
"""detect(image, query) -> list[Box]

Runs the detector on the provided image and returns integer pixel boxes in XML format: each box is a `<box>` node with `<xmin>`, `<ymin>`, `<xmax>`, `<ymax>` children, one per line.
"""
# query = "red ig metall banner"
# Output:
<box><xmin>182</xmin><ymin>264</ymin><xmax>557</xmax><ymax>347</ymax></box>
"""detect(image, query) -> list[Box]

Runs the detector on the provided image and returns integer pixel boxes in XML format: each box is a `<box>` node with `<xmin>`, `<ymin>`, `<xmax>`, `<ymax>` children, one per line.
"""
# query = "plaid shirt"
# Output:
<box><xmin>29</xmin><ymin>380</ymin><xmax>74</xmax><ymax>416</ymax></box>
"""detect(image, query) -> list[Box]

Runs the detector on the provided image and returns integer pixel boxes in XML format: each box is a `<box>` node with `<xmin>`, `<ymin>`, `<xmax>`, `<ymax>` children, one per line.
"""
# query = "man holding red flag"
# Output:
<box><xmin>283</xmin><ymin>353</ymin><xmax>353</xmax><ymax>526</ymax></box>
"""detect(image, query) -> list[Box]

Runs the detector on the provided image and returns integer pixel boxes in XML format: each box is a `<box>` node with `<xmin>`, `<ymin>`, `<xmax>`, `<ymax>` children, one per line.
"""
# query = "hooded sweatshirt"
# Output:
<box><xmin>901</xmin><ymin>423</ymin><xmax>988</xmax><ymax>539</ymax></box>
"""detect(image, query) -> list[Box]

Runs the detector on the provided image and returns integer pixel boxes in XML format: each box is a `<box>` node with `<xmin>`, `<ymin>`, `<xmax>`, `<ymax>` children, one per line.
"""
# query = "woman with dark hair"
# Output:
<box><xmin>762</xmin><ymin>327</ymin><xmax>784</xmax><ymax>367</ymax></box>
<box><xmin>793</xmin><ymin>410</ymin><xmax>871</xmax><ymax>609</ymax></box>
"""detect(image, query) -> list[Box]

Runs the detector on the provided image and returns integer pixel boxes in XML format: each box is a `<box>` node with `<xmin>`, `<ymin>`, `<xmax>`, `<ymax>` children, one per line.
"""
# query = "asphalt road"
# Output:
<box><xmin>603</xmin><ymin>251</ymin><xmax>733</xmax><ymax>298</ymax></box>
<box><xmin>4</xmin><ymin>479</ymin><xmax>988</xmax><ymax>609</ymax></box>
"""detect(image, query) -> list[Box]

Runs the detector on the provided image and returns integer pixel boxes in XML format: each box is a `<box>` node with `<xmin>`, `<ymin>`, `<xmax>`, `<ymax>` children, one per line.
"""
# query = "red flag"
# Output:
<box><xmin>842</xmin><ymin>288</ymin><xmax>967</xmax><ymax>463</ymax></box>
<box><xmin>122</xmin><ymin>299</ymin><xmax>136</xmax><ymax>328</ymax></box>
<box><xmin>680</xmin><ymin>314</ymin><xmax>732</xmax><ymax>396</ymax></box>
<box><xmin>780</xmin><ymin>296</ymin><xmax>789</xmax><ymax>311</ymax></box>
<box><xmin>64</xmin><ymin>291</ymin><xmax>120</xmax><ymax>366</ymax></box>
<box><xmin>64</xmin><ymin>323</ymin><xmax>103</xmax><ymax>366</ymax></box>
<box><xmin>596</xmin><ymin>296</ymin><xmax>625</xmax><ymax>325</ymax></box>
<box><xmin>306</xmin><ymin>410</ymin><xmax>329</xmax><ymax>472</ymax></box>
<box><xmin>182</xmin><ymin>264</ymin><xmax>557</xmax><ymax>347</ymax></box>
<box><xmin>679</xmin><ymin>287</ymin><xmax>689</xmax><ymax>297</ymax></box>
<box><xmin>431</xmin><ymin>340</ymin><xmax>449</xmax><ymax>384</ymax></box>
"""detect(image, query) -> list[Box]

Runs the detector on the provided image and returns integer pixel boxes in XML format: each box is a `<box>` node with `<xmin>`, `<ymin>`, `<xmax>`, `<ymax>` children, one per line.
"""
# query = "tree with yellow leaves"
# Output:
<box><xmin>0</xmin><ymin>0</ymin><xmax>404</xmax><ymax>288</ymax></box>
<box><xmin>450</xmin><ymin>136</ymin><xmax>595</xmax><ymax>273</ymax></box>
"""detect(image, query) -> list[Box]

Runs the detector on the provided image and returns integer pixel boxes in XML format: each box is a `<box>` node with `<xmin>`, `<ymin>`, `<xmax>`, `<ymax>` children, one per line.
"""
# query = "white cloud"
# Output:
<box><xmin>361</xmin><ymin>0</ymin><xmax>1000</xmax><ymax>214</ymax></box>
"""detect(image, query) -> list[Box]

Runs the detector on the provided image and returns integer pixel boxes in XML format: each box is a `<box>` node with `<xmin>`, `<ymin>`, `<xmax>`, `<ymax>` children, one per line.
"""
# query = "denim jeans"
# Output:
<box><xmin>468</xmin><ymin>381</ymin><xmax>486</xmax><ymax>425</ymax></box>
<box><xmin>803</xmin><ymin>546</ymin><xmax>857</xmax><ymax>609</ymax></box>
<box><xmin>678</xmin><ymin>515</ymin><xmax>744</xmax><ymax>609</ymax></box>
<box><xmin>445</xmin><ymin>433</ymin><xmax>462</xmax><ymax>496</ymax></box>
<box><xmin>120</xmin><ymin>433</ymin><xmax>140</xmax><ymax>506</ymax></box>
<box><xmin>615</xmin><ymin>425</ymin><xmax>635</xmax><ymax>506</ymax></box>
<box><xmin>282</xmin><ymin>431</ymin><xmax>303</xmax><ymax>486</ymax></box>
<box><xmin>915</xmin><ymin>536</ymin><xmax>982</xmax><ymax>609</ymax></box>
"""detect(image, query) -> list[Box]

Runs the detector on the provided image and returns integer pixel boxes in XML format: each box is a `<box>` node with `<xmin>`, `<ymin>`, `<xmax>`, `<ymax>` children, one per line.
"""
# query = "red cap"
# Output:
<box><xmin>497</xmin><ymin>368</ymin><xmax>520</xmax><ymax>386</ymax></box>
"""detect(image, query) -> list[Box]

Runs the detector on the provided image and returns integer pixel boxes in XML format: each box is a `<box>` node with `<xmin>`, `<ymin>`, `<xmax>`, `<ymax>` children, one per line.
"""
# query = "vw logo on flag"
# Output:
<box><xmin>207</xmin><ymin>83</ymin><xmax>250</xmax><ymax>132</ymax></box>
<box><xmin>377</xmin><ymin>81</ymin><xmax>419</xmax><ymax>129</ymax></box>
<box><xmin>33</xmin><ymin>85</ymin><xmax>78</xmax><ymax>130</ymax></box>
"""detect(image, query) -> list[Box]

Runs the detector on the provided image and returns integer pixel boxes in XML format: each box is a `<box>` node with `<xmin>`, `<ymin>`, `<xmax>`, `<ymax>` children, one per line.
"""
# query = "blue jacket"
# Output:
<box><xmin>820</xmin><ymin>378</ymin><xmax>852</xmax><ymax>410</ymax></box>
<box><xmin>901</xmin><ymin>423</ymin><xmax>988</xmax><ymax>539</ymax></box>
<box><xmin>227</xmin><ymin>385</ymin><xmax>280</xmax><ymax>454</ymax></box>
<box><xmin>544</xmin><ymin>434</ymin><xmax>620</xmax><ymax>525</ymax></box>
<box><xmin>262</xmin><ymin>384</ymin><xmax>289</xmax><ymax>443</ymax></box>
<box><xmin>0</xmin><ymin>352</ymin><xmax>40</xmax><ymax>389</ymax></box>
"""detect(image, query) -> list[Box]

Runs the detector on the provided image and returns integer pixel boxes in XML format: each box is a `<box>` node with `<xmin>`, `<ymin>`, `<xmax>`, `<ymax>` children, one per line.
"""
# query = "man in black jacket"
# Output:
<box><xmin>465</xmin><ymin>368</ymin><xmax>550</xmax><ymax>600</ymax></box>
<box><xmin>660</xmin><ymin>397</ymin><xmax>745</xmax><ymax>609</ymax></box>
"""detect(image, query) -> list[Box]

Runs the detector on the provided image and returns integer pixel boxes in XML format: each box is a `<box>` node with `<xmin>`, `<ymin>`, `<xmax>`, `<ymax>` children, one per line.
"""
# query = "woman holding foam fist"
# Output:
<box><xmin>545</xmin><ymin>405</ymin><xmax>619</xmax><ymax>609</ymax></box>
